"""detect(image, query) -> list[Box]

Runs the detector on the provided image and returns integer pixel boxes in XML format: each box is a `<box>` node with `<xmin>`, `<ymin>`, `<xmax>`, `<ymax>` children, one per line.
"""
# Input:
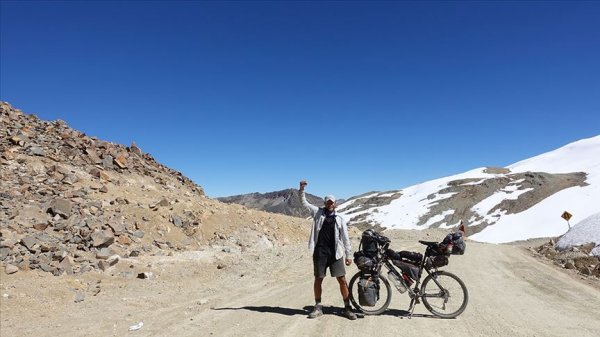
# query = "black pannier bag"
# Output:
<box><xmin>353</xmin><ymin>251</ymin><xmax>376</xmax><ymax>271</ymax></box>
<box><xmin>357</xmin><ymin>276</ymin><xmax>379</xmax><ymax>307</ymax></box>
<box><xmin>426</xmin><ymin>255</ymin><xmax>449</xmax><ymax>269</ymax></box>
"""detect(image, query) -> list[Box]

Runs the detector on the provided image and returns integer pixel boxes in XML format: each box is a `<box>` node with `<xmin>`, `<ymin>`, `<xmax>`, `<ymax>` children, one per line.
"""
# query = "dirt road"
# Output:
<box><xmin>2</xmin><ymin>237</ymin><xmax>599</xmax><ymax>337</ymax></box>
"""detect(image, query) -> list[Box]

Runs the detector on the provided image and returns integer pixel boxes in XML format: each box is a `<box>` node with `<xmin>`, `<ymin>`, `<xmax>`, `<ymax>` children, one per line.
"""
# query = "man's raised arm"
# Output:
<box><xmin>299</xmin><ymin>180</ymin><xmax>318</xmax><ymax>216</ymax></box>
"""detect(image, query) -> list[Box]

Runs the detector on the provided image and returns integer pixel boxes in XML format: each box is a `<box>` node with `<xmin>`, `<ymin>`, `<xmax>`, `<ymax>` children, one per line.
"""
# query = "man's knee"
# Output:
<box><xmin>336</xmin><ymin>276</ymin><xmax>347</xmax><ymax>284</ymax></box>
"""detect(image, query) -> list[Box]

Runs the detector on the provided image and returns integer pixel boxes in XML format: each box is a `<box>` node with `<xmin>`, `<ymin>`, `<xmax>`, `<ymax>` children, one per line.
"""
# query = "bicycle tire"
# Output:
<box><xmin>421</xmin><ymin>270</ymin><xmax>468</xmax><ymax>318</ymax></box>
<box><xmin>348</xmin><ymin>271</ymin><xmax>392</xmax><ymax>315</ymax></box>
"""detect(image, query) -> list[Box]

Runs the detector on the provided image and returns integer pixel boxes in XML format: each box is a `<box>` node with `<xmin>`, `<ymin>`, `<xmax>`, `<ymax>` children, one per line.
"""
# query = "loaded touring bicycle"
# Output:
<box><xmin>349</xmin><ymin>225</ymin><xmax>468</xmax><ymax>318</ymax></box>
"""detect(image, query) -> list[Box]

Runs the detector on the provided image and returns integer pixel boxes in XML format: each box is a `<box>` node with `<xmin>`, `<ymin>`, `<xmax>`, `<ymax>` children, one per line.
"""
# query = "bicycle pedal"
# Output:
<box><xmin>355</xmin><ymin>313</ymin><xmax>365</xmax><ymax>318</ymax></box>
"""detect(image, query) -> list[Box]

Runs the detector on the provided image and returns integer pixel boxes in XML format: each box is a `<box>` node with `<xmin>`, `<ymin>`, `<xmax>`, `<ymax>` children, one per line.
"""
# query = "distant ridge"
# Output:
<box><xmin>218</xmin><ymin>189</ymin><xmax>325</xmax><ymax>218</ymax></box>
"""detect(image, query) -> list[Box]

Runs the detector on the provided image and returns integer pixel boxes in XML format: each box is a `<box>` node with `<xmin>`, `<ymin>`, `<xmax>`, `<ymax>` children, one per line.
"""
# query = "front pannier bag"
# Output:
<box><xmin>357</xmin><ymin>277</ymin><xmax>379</xmax><ymax>307</ymax></box>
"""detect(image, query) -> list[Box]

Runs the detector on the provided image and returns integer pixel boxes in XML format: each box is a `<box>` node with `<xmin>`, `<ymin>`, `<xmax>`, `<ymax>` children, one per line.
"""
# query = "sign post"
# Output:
<box><xmin>561</xmin><ymin>211</ymin><xmax>572</xmax><ymax>229</ymax></box>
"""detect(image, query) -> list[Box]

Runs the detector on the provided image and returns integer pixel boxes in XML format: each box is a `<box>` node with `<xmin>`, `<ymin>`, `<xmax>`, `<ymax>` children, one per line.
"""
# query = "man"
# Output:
<box><xmin>299</xmin><ymin>180</ymin><xmax>356</xmax><ymax>320</ymax></box>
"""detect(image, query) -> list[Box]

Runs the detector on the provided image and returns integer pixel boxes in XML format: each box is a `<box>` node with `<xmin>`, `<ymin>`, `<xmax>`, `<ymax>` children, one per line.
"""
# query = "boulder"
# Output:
<box><xmin>99</xmin><ymin>254</ymin><xmax>119</xmax><ymax>271</ymax></box>
<box><xmin>5</xmin><ymin>264</ymin><xmax>19</xmax><ymax>274</ymax></box>
<box><xmin>85</xmin><ymin>148</ymin><xmax>102</xmax><ymax>164</ymax></box>
<box><xmin>48</xmin><ymin>198</ymin><xmax>72</xmax><ymax>219</ymax></box>
<box><xmin>102</xmin><ymin>155</ymin><xmax>114</xmax><ymax>170</ymax></box>
<box><xmin>114</xmin><ymin>155</ymin><xmax>127</xmax><ymax>169</ymax></box>
<box><xmin>90</xmin><ymin>229</ymin><xmax>115</xmax><ymax>247</ymax></box>
<box><xmin>108</xmin><ymin>221</ymin><xmax>125</xmax><ymax>235</ymax></box>
<box><xmin>29</xmin><ymin>146</ymin><xmax>45</xmax><ymax>156</ymax></box>
<box><xmin>96</xmin><ymin>247</ymin><xmax>114</xmax><ymax>259</ymax></box>
<box><xmin>59</xmin><ymin>256</ymin><xmax>74</xmax><ymax>275</ymax></box>
<box><xmin>20</xmin><ymin>236</ymin><xmax>38</xmax><ymax>251</ymax></box>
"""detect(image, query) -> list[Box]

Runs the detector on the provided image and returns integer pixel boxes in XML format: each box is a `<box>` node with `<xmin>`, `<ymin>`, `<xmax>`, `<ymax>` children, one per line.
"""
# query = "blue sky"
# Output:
<box><xmin>1</xmin><ymin>1</ymin><xmax>599</xmax><ymax>199</ymax></box>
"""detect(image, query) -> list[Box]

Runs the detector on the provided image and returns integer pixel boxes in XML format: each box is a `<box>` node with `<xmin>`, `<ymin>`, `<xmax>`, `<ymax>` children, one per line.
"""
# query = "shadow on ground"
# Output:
<box><xmin>212</xmin><ymin>305</ymin><xmax>446</xmax><ymax>319</ymax></box>
<box><xmin>211</xmin><ymin>305</ymin><xmax>347</xmax><ymax>317</ymax></box>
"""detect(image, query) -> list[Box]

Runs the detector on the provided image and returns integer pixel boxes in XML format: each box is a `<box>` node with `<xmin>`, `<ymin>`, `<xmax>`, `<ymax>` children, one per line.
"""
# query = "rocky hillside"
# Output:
<box><xmin>0</xmin><ymin>102</ymin><xmax>310</xmax><ymax>276</ymax></box>
<box><xmin>217</xmin><ymin>189</ymin><xmax>324</xmax><ymax>218</ymax></box>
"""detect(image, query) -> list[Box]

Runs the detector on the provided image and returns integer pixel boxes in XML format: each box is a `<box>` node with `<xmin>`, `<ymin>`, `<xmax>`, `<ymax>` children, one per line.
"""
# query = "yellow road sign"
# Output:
<box><xmin>561</xmin><ymin>211</ymin><xmax>572</xmax><ymax>221</ymax></box>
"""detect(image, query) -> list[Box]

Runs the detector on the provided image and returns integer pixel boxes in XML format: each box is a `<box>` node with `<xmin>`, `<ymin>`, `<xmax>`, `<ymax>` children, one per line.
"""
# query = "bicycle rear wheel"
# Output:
<box><xmin>421</xmin><ymin>270</ymin><xmax>468</xmax><ymax>318</ymax></box>
<box><xmin>348</xmin><ymin>271</ymin><xmax>392</xmax><ymax>315</ymax></box>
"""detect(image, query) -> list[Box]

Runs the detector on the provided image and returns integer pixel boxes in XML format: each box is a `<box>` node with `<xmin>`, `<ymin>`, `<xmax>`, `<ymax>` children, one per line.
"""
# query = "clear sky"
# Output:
<box><xmin>1</xmin><ymin>1</ymin><xmax>599</xmax><ymax>199</ymax></box>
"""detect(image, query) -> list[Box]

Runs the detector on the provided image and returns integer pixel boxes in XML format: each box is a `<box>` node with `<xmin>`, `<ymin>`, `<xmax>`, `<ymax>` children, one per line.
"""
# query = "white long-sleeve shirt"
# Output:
<box><xmin>300</xmin><ymin>191</ymin><xmax>352</xmax><ymax>260</ymax></box>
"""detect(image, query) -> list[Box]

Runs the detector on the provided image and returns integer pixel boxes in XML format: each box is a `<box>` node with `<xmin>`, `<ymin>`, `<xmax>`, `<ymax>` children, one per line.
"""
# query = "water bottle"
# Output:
<box><xmin>388</xmin><ymin>271</ymin><xmax>407</xmax><ymax>293</ymax></box>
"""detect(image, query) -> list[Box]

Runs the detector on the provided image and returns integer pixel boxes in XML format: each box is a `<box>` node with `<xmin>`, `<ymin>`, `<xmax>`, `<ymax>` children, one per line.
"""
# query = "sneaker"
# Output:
<box><xmin>343</xmin><ymin>308</ymin><xmax>357</xmax><ymax>320</ymax></box>
<box><xmin>308</xmin><ymin>305</ymin><xmax>323</xmax><ymax>319</ymax></box>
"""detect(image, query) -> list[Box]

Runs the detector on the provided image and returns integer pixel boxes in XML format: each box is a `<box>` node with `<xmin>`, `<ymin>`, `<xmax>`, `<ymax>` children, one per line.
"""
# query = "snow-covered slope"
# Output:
<box><xmin>556</xmin><ymin>212</ymin><xmax>600</xmax><ymax>257</ymax></box>
<box><xmin>471</xmin><ymin>136</ymin><xmax>600</xmax><ymax>243</ymax></box>
<box><xmin>339</xmin><ymin>135</ymin><xmax>600</xmax><ymax>244</ymax></box>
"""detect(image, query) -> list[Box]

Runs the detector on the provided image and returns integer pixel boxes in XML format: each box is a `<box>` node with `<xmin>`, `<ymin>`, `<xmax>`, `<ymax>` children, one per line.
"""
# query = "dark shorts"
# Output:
<box><xmin>313</xmin><ymin>251</ymin><xmax>346</xmax><ymax>278</ymax></box>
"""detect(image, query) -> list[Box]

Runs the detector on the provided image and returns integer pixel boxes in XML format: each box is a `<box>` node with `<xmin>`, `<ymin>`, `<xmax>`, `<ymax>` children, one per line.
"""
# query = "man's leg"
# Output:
<box><xmin>336</xmin><ymin>276</ymin><xmax>357</xmax><ymax>320</ymax></box>
<box><xmin>336</xmin><ymin>276</ymin><xmax>349</xmax><ymax>300</ymax></box>
<box><xmin>309</xmin><ymin>277</ymin><xmax>325</xmax><ymax>318</ymax></box>
<box><xmin>314</xmin><ymin>276</ymin><xmax>324</xmax><ymax>301</ymax></box>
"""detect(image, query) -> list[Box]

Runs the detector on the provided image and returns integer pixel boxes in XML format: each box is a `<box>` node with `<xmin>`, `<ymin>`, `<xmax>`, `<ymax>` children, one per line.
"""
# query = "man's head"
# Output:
<box><xmin>324</xmin><ymin>195</ymin><xmax>336</xmax><ymax>211</ymax></box>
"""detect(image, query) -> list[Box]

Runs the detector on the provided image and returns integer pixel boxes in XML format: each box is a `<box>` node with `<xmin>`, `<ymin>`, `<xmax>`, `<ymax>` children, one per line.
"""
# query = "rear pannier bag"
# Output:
<box><xmin>427</xmin><ymin>255</ymin><xmax>449</xmax><ymax>269</ymax></box>
<box><xmin>440</xmin><ymin>231</ymin><xmax>466</xmax><ymax>255</ymax></box>
<box><xmin>357</xmin><ymin>277</ymin><xmax>379</xmax><ymax>307</ymax></box>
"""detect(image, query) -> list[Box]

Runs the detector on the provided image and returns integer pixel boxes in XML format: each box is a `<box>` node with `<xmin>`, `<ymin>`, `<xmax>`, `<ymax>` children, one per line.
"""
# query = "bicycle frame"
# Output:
<box><xmin>375</xmin><ymin>241</ymin><xmax>448</xmax><ymax>318</ymax></box>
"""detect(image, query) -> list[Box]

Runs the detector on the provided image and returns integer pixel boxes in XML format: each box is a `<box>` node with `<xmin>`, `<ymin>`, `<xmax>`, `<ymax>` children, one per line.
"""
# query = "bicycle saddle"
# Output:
<box><xmin>418</xmin><ymin>240</ymin><xmax>438</xmax><ymax>246</ymax></box>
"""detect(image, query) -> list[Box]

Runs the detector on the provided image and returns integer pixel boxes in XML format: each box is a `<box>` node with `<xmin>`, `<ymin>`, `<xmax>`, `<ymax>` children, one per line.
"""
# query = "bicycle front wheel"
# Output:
<box><xmin>348</xmin><ymin>271</ymin><xmax>392</xmax><ymax>315</ymax></box>
<box><xmin>421</xmin><ymin>270</ymin><xmax>468</xmax><ymax>318</ymax></box>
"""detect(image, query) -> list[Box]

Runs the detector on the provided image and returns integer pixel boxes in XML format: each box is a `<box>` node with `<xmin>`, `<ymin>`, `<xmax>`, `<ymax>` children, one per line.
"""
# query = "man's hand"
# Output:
<box><xmin>299</xmin><ymin>180</ymin><xmax>308</xmax><ymax>191</ymax></box>
<box><xmin>345</xmin><ymin>258</ymin><xmax>352</xmax><ymax>266</ymax></box>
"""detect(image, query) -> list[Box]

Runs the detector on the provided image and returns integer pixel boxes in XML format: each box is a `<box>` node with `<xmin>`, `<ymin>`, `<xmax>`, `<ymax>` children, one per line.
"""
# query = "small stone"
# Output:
<box><xmin>74</xmin><ymin>292</ymin><xmax>85</xmax><ymax>303</ymax></box>
<box><xmin>130</xmin><ymin>142</ymin><xmax>142</xmax><ymax>156</ymax></box>
<box><xmin>62</xmin><ymin>174</ymin><xmax>79</xmax><ymax>185</ymax></box>
<box><xmin>9</xmin><ymin>136</ymin><xmax>24</xmax><ymax>146</ymax></box>
<box><xmin>565</xmin><ymin>261</ymin><xmax>575</xmax><ymax>269</ymax></box>
<box><xmin>5</xmin><ymin>264</ymin><xmax>19</xmax><ymax>274</ymax></box>
<box><xmin>172</xmin><ymin>216</ymin><xmax>183</xmax><ymax>227</ymax></box>
<box><xmin>132</xmin><ymin>230</ymin><xmax>145</xmax><ymax>238</ymax></box>
<box><xmin>33</xmin><ymin>223</ymin><xmax>49</xmax><ymax>231</ymax></box>
<box><xmin>89</xmin><ymin>167</ymin><xmax>102</xmax><ymax>178</ymax></box>
<box><xmin>117</xmin><ymin>235</ymin><xmax>132</xmax><ymax>245</ymax></box>
<box><xmin>99</xmin><ymin>171</ymin><xmax>111</xmax><ymax>181</ymax></box>
<box><xmin>99</xmin><ymin>185</ymin><xmax>108</xmax><ymax>193</ymax></box>
<box><xmin>96</xmin><ymin>247</ymin><xmax>114</xmax><ymax>259</ymax></box>
<box><xmin>29</xmin><ymin>146</ymin><xmax>45</xmax><ymax>156</ymax></box>
<box><xmin>137</xmin><ymin>272</ymin><xmax>153</xmax><ymax>279</ymax></box>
